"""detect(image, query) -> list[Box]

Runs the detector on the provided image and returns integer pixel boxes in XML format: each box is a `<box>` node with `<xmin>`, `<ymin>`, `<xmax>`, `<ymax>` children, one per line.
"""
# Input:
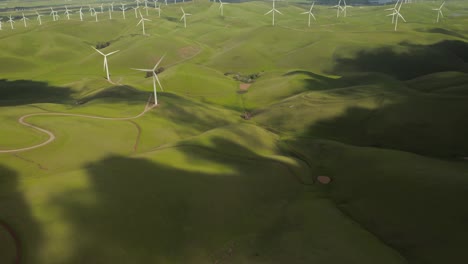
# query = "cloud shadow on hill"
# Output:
<box><xmin>330</xmin><ymin>40</ymin><xmax>468</xmax><ymax>80</ymax></box>
<box><xmin>0</xmin><ymin>79</ymin><xmax>74</xmax><ymax>107</ymax></box>
<box><xmin>0</xmin><ymin>164</ymin><xmax>42</xmax><ymax>263</ymax></box>
<box><xmin>47</xmin><ymin>137</ymin><xmax>313</xmax><ymax>263</ymax></box>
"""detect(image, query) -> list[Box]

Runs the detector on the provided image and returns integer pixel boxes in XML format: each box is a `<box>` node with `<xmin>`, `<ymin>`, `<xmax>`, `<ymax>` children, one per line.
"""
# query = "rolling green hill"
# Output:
<box><xmin>1</xmin><ymin>0</ymin><xmax>468</xmax><ymax>263</ymax></box>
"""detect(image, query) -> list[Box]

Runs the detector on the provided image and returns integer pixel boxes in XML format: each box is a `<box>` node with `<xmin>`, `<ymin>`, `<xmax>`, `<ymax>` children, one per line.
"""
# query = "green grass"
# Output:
<box><xmin>1</xmin><ymin>0</ymin><xmax>468</xmax><ymax>263</ymax></box>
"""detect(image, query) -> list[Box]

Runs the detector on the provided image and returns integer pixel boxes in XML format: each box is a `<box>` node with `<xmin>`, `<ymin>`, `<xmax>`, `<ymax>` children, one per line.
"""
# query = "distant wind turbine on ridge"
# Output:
<box><xmin>7</xmin><ymin>15</ymin><xmax>14</xmax><ymax>29</ymax></box>
<box><xmin>92</xmin><ymin>47</ymin><xmax>120</xmax><ymax>82</ymax></box>
<box><xmin>264</xmin><ymin>0</ymin><xmax>282</xmax><ymax>26</ymax></box>
<box><xmin>79</xmin><ymin>7</ymin><xmax>84</xmax><ymax>21</ymax></box>
<box><xmin>137</xmin><ymin>10</ymin><xmax>151</xmax><ymax>35</ymax></box>
<box><xmin>333</xmin><ymin>0</ymin><xmax>344</xmax><ymax>18</ymax></box>
<box><xmin>219</xmin><ymin>0</ymin><xmax>229</xmax><ymax>17</ymax></box>
<box><xmin>131</xmin><ymin>55</ymin><xmax>166</xmax><ymax>106</ymax></box>
<box><xmin>387</xmin><ymin>1</ymin><xmax>405</xmax><ymax>31</ymax></box>
<box><xmin>36</xmin><ymin>11</ymin><xmax>43</xmax><ymax>25</ymax></box>
<box><xmin>432</xmin><ymin>1</ymin><xmax>445</xmax><ymax>23</ymax></box>
<box><xmin>301</xmin><ymin>2</ymin><xmax>316</xmax><ymax>27</ymax></box>
<box><xmin>180</xmin><ymin>7</ymin><xmax>191</xmax><ymax>28</ymax></box>
<box><xmin>20</xmin><ymin>13</ymin><xmax>29</xmax><ymax>27</ymax></box>
<box><xmin>120</xmin><ymin>3</ymin><xmax>128</xmax><ymax>19</ymax></box>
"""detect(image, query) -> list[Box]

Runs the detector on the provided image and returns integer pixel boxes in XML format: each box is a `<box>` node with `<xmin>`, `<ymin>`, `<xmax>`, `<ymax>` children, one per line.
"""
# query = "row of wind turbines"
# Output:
<box><xmin>0</xmin><ymin>0</ymin><xmax>449</xmax><ymax>32</ymax></box>
<box><xmin>92</xmin><ymin>46</ymin><xmax>165</xmax><ymax>105</ymax></box>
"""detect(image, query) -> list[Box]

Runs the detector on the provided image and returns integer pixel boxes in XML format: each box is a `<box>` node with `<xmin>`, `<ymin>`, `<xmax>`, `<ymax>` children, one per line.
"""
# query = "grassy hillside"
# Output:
<box><xmin>1</xmin><ymin>0</ymin><xmax>468</xmax><ymax>263</ymax></box>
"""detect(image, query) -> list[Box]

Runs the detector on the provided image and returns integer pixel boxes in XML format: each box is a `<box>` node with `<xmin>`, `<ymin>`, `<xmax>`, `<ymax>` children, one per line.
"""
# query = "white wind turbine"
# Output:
<box><xmin>385</xmin><ymin>0</ymin><xmax>399</xmax><ymax>24</ymax></box>
<box><xmin>99</xmin><ymin>4</ymin><xmax>104</xmax><ymax>13</ymax></box>
<box><xmin>53</xmin><ymin>11</ymin><xmax>60</xmax><ymax>21</ymax></box>
<box><xmin>341</xmin><ymin>0</ymin><xmax>352</xmax><ymax>17</ymax></box>
<box><xmin>136</xmin><ymin>0</ymin><xmax>141</xmax><ymax>8</ymax></box>
<box><xmin>390</xmin><ymin>1</ymin><xmax>405</xmax><ymax>31</ymax></box>
<box><xmin>89</xmin><ymin>5</ymin><xmax>96</xmax><ymax>16</ymax></box>
<box><xmin>92</xmin><ymin>10</ymin><xmax>100</xmax><ymax>22</ymax></box>
<box><xmin>50</xmin><ymin>7</ymin><xmax>57</xmax><ymax>21</ymax></box>
<box><xmin>7</xmin><ymin>15</ymin><xmax>14</xmax><ymax>29</ymax></box>
<box><xmin>164</xmin><ymin>0</ymin><xmax>168</xmax><ymax>5</ymax></box>
<box><xmin>264</xmin><ymin>0</ymin><xmax>282</xmax><ymax>26</ymax></box>
<box><xmin>131</xmin><ymin>55</ymin><xmax>165</xmax><ymax>106</ymax></box>
<box><xmin>301</xmin><ymin>2</ymin><xmax>316</xmax><ymax>27</ymax></box>
<box><xmin>432</xmin><ymin>1</ymin><xmax>445</xmax><ymax>23</ymax></box>
<box><xmin>133</xmin><ymin>7</ymin><xmax>140</xmax><ymax>18</ymax></box>
<box><xmin>79</xmin><ymin>7</ymin><xmax>84</xmax><ymax>21</ymax></box>
<box><xmin>120</xmin><ymin>3</ymin><xmax>128</xmax><ymax>19</ymax></box>
<box><xmin>110</xmin><ymin>2</ymin><xmax>115</xmax><ymax>12</ymax></box>
<box><xmin>180</xmin><ymin>7</ymin><xmax>191</xmax><ymax>28</ymax></box>
<box><xmin>36</xmin><ymin>11</ymin><xmax>43</xmax><ymax>25</ymax></box>
<box><xmin>144</xmin><ymin>5</ymin><xmax>149</xmax><ymax>16</ymax></box>
<box><xmin>109</xmin><ymin>7</ymin><xmax>113</xmax><ymax>19</ymax></box>
<box><xmin>137</xmin><ymin>10</ymin><xmax>151</xmax><ymax>35</ymax></box>
<box><xmin>92</xmin><ymin>47</ymin><xmax>120</xmax><ymax>82</ymax></box>
<box><xmin>154</xmin><ymin>0</ymin><xmax>158</xmax><ymax>8</ymax></box>
<box><xmin>64</xmin><ymin>6</ymin><xmax>72</xmax><ymax>20</ymax></box>
<box><xmin>0</xmin><ymin>19</ymin><xmax>2</xmax><ymax>30</ymax></box>
<box><xmin>219</xmin><ymin>0</ymin><xmax>229</xmax><ymax>17</ymax></box>
<box><xmin>333</xmin><ymin>0</ymin><xmax>344</xmax><ymax>18</ymax></box>
<box><xmin>155</xmin><ymin>4</ymin><xmax>161</xmax><ymax>17</ymax></box>
<box><xmin>20</xmin><ymin>13</ymin><xmax>29</xmax><ymax>27</ymax></box>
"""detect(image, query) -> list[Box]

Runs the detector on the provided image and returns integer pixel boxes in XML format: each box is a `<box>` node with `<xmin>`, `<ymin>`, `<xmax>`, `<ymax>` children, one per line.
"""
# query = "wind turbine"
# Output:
<box><xmin>155</xmin><ymin>4</ymin><xmax>161</xmax><ymax>17</ymax></box>
<box><xmin>92</xmin><ymin>47</ymin><xmax>120</xmax><ymax>82</ymax></box>
<box><xmin>120</xmin><ymin>3</ymin><xmax>128</xmax><ymax>19</ymax></box>
<box><xmin>333</xmin><ymin>0</ymin><xmax>344</xmax><ymax>18</ymax></box>
<box><xmin>50</xmin><ymin>7</ymin><xmax>57</xmax><ymax>21</ymax></box>
<box><xmin>109</xmin><ymin>7</ymin><xmax>113</xmax><ymax>19</ymax></box>
<box><xmin>131</xmin><ymin>55</ymin><xmax>165</xmax><ymax>105</ymax></box>
<box><xmin>180</xmin><ymin>7</ymin><xmax>191</xmax><ymax>28</ymax></box>
<box><xmin>7</xmin><ymin>15</ymin><xmax>14</xmax><ymax>29</ymax></box>
<box><xmin>154</xmin><ymin>0</ymin><xmax>158</xmax><ymax>8</ymax></box>
<box><xmin>390</xmin><ymin>1</ymin><xmax>405</xmax><ymax>31</ymax></box>
<box><xmin>341</xmin><ymin>0</ymin><xmax>352</xmax><ymax>17</ymax></box>
<box><xmin>36</xmin><ymin>11</ymin><xmax>43</xmax><ymax>25</ymax></box>
<box><xmin>20</xmin><ymin>13</ymin><xmax>29</xmax><ymax>27</ymax></box>
<box><xmin>143</xmin><ymin>5</ymin><xmax>149</xmax><ymax>16</ymax></box>
<box><xmin>79</xmin><ymin>7</ymin><xmax>84</xmax><ymax>21</ymax></box>
<box><xmin>136</xmin><ymin>0</ymin><xmax>141</xmax><ymax>8</ymax></box>
<box><xmin>99</xmin><ymin>4</ymin><xmax>104</xmax><ymax>13</ymax></box>
<box><xmin>89</xmin><ymin>5</ymin><xmax>96</xmax><ymax>16</ymax></box>
<box><xmin>93</xmin><ymin>10</ymin><xmax>100</xmax><ymax>22</ymax></box>
<box><xmin>219</xmin><ymin>0</ymin><xmax>229</xmax><ymax>17</ymax></box>
<box><xmin>0</xmin><ymin>19</ymin><xmax>2</xmax><ymax>30</ymax></box>
<box><xmin>64</xmin><ymin>6</ymin><xmax>71</xmax><ymax>20</ymax></box>
<box><xmin>53</xmin><ymin>11</ymin><xmax>60</xmax><ymax>21</ymax></box>
<box><xmin>164</xmin><ymin>0</ymin><xmax>168</xmax><ymax>5</ymax></box>
<box><xmin>137</xmin><ymin>10</ymin><xmax>151</xmax><ymax>35</ymax></box>
<box><xmin>301</xmin><ymin>2</ymin><xmax>316</xmax><ymax>27</ymax></box>
<box><xmin>385</xmin><ymin>0</ymin><xmax>400</xmax><ymax>24</ymax></box>
<box><xmin>432</xmin><ymin>1</ymin><xmax>445</xmax><ymax>23</ymax></box>
<box><xmin>133</xmin><ymin>7</ymin><xmax>140</xmax><ymax>18</ymax></box>
<box><xmin>110</xmin><ymin>2</ymin><xmax>115</xmax><ymax>12</ymax></box>
<box><xmin>264</xmin><ymin>0</ymin><xmax>282</xmax><ymax>26</ymax></box>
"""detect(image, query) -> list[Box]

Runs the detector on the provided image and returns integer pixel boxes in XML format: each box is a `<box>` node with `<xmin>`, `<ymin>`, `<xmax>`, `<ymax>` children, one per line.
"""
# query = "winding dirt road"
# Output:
<box><xmin>0</xmin><ymin>99</ymin><xmax>155</xmax><ymax>154</ymax></box>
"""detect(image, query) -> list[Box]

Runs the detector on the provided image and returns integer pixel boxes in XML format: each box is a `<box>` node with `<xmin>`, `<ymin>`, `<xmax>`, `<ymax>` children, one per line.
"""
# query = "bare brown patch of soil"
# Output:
<box><xmin>177</xmin><ymin>46</ymin><xmax>200</xmax><ymax>59</ymax></box>
<box><xmin>317</xmin><ymin>176</ymin><xmax>332</xmax><ymax>184</ymax></box>
<box><xmin>239</xmin><ymin>83</ymin><xmax>251</xmax><ymax>91</ymax></box>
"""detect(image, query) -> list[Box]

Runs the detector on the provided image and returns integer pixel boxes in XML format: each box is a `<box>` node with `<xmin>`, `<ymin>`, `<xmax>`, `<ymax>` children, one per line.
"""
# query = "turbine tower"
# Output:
<box><xmin>131</xmin><ymin>55</ymin><xmax>166</xmax><ymax>105</ymax></box>
<box><xmin>264</xmin><ymin>0</ymin><xmax>282</xmax><ymax>26</ymax></box>
<box><xmin>79</xmin><ymin>7</ymin><xmax>84</xmax><ymax>21</ymax></box>
<box><xmin>50</xmin><ymin>8</ymin><xmax>57</xmax><ymax>21</ymax></box>
<box><xmin>180</xmin><ymin>7</ymin><xmax>191</xmax><ymax>28</ymax></box>
<box><xmin>0</xmin><ymin>19</ymin><xmax>2</xmax><ymax>30</ymax></box>
<box><xmin>133</xmin><ymin>7</ymin><xmax>140</xmax><ymax>18</ymax></box>
<box><xmin>341</xmin><ymin>0</ymin><xmax>352</xmax><ymax>17</ymax></box>
<box><xmin>137</xmin><ymin>11</ymin><xmax>151</xmax><ymax>35</ymax></box>
<box><xmin>432</xmin><ymin>1</ymin><xmax>445</xmax><ymax>23</ymax></box>
<box><xmin>92</xmin><ymin>47</ymin><xmax>120</xmax><ymax>82</ymax></box>
<box><xmin>301</xmin><ymin>2</ymin><xmax>316</xmax><ymax>27</ymax></box>
<box><xmin>219</xmin><ymin>0</ymin><xmax>229</xmax><ymax>17</ymax></box>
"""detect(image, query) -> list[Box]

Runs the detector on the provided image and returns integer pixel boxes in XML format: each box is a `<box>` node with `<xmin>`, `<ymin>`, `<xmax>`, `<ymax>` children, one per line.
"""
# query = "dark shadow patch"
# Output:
<box><xmin>331</xmin><ymin>40</ymin><xmax>468</xmax><ymax>80</ymax></box>
<box><xmin>423</xmin><ymin>28</ymin><xmax>467</xmax><ymax>40</ymax></box>
<box><xmin>0</xmin><ymin>79</ymin><xmax>74</xmax><ymax>106</ymax></box>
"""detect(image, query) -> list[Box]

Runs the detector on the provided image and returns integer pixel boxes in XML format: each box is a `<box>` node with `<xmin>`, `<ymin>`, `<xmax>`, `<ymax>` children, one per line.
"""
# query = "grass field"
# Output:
<box><xmin>1</xmin><ymin>0</ymin><xmax>468</xmax><ymax>263</ymax></box>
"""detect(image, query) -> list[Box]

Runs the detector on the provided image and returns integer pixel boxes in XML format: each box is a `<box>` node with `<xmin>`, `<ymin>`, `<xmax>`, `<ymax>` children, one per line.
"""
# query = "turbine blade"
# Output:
<box><xmin>264</xmin><ymin>9</ymin><xmax>273</xmax><ymax>15</ymax></box>
<box><xmin>92</xmin><ymin>46</ymin><xmax>105</xmax><ymax>56</ymax></box>
<box><xmin>131</xmin><ymin>68</ymin><xmax>152</xmax><ymax>72</ymax></box>
<box><xmin>154</xmin><ymin>73</ymin><xmax>163</xmax><ymax>91</ymax></box>
<box><xmin>105</xmin><ymin>50</ymin><xmax>120</xmax><ymax>56</ymax></box>
<box><xmin>153</xmin><ymin>54</ymin><xmax>165</xmax><ymax>70</ymax></box>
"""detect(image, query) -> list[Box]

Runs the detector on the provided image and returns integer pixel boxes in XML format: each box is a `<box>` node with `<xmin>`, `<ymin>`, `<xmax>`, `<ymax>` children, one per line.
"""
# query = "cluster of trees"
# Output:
<box><xmin>224</xmin><ymin>72</ymin><xmax>262</xmax><ymax>83</ymax></box>
<box><xmin>95</xmin><ymin>42</ymin><xmax>111</xmax><ymax>49</ymax></box>
<box><xmin>145</xmin><ymin>67</ymin><xmax>165</xmax><ymax>78</ymax></box>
